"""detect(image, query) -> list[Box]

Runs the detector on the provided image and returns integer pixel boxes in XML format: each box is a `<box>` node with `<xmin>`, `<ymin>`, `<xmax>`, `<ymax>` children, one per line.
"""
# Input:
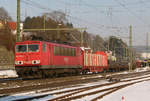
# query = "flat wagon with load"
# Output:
<box><xmin>82</xmin><ymin>48</ymin><xmax>108</xmax><ymax>74</ymax></box>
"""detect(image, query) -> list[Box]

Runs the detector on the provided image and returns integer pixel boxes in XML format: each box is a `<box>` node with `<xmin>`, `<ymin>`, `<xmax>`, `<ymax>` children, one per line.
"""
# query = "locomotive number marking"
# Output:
<box><xmin>64</xmin><ymin>57</ymin><xmax>68</xmax><ymax>63</ymax></box>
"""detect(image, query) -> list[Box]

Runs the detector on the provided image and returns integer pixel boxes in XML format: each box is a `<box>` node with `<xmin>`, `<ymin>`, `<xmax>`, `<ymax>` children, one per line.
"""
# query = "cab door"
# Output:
<box><xmin>48</xmin><ymin>45</ymin><xmax>52</xmax><ymax>65</ymax></box>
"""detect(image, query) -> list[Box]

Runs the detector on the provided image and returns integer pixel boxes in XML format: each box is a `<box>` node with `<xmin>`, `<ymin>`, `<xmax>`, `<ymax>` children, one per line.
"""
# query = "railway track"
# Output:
<box><xmin>1</xmin><ymin>70</ymin><xmax>150</xmax><ymax>101</ymax></box>
<box><xmin>0</xmin><ymin>78</ymin><xmax>22</xmax><ymax>82</ymax></box>
<box><xmin>0</xmin><ymin>70</ymin><xmax>150</xmax><ymax>95</ymax></box>
<box><xmin>0</xmin><ymin>68</ymin><xmax>148</xmax><ymax>83</ymax></box>
<box><xmin>44</xmin><ymin>76</ymin><xmax>150</xmax><ymax>101</ymax></box>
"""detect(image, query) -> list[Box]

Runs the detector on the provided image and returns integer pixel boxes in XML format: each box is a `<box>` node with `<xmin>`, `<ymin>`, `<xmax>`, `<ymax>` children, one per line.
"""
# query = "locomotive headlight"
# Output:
<box><xmin>15</xmin><ymin>61</ymin><xmax>23</xmax><ymax>65</ymax></box>
<box><xmin>32</xmin><ymin>60</ymin><xmax>40</xmax><ymax>64</ymax></box>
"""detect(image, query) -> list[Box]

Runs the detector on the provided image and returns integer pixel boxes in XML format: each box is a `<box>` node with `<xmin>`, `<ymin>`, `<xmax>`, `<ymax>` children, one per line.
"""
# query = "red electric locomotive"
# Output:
<box><xmin>15</xmin><ymin>40</ymin><xmax>108</xmax><ymax>78</ymax></box>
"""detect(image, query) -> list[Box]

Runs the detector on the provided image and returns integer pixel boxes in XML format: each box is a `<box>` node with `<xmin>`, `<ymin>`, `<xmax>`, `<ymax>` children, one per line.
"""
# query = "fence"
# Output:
<box><xmin>0</xmin><ymin>50</ymin><xmax>14</xmax><ymax>70</ymax></box>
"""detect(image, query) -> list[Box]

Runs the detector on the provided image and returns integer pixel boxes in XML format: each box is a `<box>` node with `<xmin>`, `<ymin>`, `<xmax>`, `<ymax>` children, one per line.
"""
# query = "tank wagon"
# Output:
<box><xmin>15</xmin><ymin>41</ymin><xmax>108</xmax><ymax>78</ymax></box>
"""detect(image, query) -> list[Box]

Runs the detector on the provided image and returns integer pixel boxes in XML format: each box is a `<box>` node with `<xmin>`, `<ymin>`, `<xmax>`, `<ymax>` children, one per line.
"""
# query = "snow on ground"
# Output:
<box><xmin>32</xmin><ymin>95</ymin><xmax>53</xmax><ymax>101</ymax></box>
<box><xmin>2</xmin><ymin>73</ymin><xmax>150</xmax><ymax>101</ymax></box>
<box><xmin>0</xmin><ymin>80</ymin><xmax>109</xmax><ymax>101</ymax></box>
<box><xmin>100</xmin><ymin>80</ymin><xmax>150</xmax><ymax>101</ymax></box>
<box><xmin>81</xmin><ymin>75</ymin><xmax>103</xmax><ymax>80</ymax></box>
<box><xmin>73</xmin><ymin>91</ymin><xmax>111</xmax><ymax>101</ymax></box>
<box><xmin>74</xmin><ymin>80</ymin><xmax>150</xmax><ymax>101</ymax></box>
<box><xmin>134</xmin><ymin>66</ymin><xmax>150</xmax><ymax>72</ymax></box>
<box><xmin>0</xmin><ymin>70</ymin><xmax>18</xmax><ymax>78</ymax></box>
<box><xmin>70</xmin><ymin>75</ymin><xmax>150</xmax><ymax>101</ymax></box>
<box><xmin>114</xmin><ymin>66</ymin><xmax>150</xmax><ymax>75</ymax></box>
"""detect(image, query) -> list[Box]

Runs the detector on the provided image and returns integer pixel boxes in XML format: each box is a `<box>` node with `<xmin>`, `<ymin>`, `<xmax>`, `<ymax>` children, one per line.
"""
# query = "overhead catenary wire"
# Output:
<box><xmin>20</xmin><ymin>0</ymin><xmax>110</xmax><ymax>49</ymax></box>
<box><xmin>21</xmin><ymin>0</ymin><xmax>148</xmax><ymax>30</ymax></box>
<box><xmin>113</xmin><ymin>0</ymin><xmax>150</xmax><ymax>46</ymax></box>
<box><xmin>21</xmin><ymin>0</ymin><xmax>129</xmax><ymax>33</ymax></box>
<box><xmin>59</xmin><ymin>1</ymin><xmax>141</xmax><ymax>30</ymax></box>
<box><xmin>21</xmin><ymin>1</ymin><xmax>132</xmax><ymax>47</ymax></box>
<box><xmin>113</xmin><ymin>0</ymin><xmax>150</xmax><ymax>27</ymax></box>
<box><xmin>19</xmin><ymin>0</ymin><xmax>149</xmax><ymax>46</ymax></box>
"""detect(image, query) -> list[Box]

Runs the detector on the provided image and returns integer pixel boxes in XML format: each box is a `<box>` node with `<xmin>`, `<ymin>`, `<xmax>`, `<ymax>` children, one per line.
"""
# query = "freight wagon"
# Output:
<box><xmin>82</xmin><ymin>50</ymin><xmax>108</xmax><ymax>74</ymax></box>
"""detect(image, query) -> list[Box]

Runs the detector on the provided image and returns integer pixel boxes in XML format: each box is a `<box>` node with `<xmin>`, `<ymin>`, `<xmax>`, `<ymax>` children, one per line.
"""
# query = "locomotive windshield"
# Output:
<box><xmin>16</xmin><ymin>44</ymin><xmax>39</xmax><ymax>53</ymax></box>
<box><xmin>16</xmin><ymin>45</ymin><xmax>27</xmax><ymax>52</ymax></box>
<box><xmin>28</xmin><ymin>44</ymin><xmax>39</xmax><ymax>52</ymax></box>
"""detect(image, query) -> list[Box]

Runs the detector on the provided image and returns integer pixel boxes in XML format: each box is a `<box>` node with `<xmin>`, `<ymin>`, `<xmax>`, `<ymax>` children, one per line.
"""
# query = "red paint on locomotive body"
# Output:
<box><xmin>15</xmin><ymin>41</ymin><xmax>82</xmax><ymax>69</ymax></box>
<box><xmin>41</xmin><ymin>42</ymin><xmax>82</xmax><ymax>69</ymax></box>
<box><xmin>15</xmin><ymin>41</ymin><xmax>41</xmax><ymax>67</ymax></box>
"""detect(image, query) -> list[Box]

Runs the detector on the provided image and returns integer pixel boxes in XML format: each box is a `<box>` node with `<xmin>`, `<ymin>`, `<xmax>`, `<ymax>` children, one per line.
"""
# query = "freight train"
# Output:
<box><xmin>15</xmin><ymin>40</ymin><xmax>131</xmax><ymax>78</ymax></box>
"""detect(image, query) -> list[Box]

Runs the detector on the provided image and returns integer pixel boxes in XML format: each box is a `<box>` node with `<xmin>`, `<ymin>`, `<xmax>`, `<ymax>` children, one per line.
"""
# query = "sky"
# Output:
<box><xmin>1</xmin><ymin>0</ymin><xmax>150</xmax><ymax>46</ymax></box>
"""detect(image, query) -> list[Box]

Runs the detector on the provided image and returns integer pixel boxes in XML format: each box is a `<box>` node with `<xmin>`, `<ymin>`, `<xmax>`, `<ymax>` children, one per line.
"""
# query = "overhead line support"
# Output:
<box><xmin>129</xmin><ymin>25</ymin><xmax>132</xmax><ymax>71</ymax></box>
<box><xmin>17</xmin><ymin>0</ymin><xmax>20</xmax><ymax>42</ymax></box>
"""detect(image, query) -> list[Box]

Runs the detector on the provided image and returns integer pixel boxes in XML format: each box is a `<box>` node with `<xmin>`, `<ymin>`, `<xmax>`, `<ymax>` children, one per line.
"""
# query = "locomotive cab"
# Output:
<box><xmin>15</xmin><ymin>41</ymin><xmax>41</xmax><ymax>66</ymax></box>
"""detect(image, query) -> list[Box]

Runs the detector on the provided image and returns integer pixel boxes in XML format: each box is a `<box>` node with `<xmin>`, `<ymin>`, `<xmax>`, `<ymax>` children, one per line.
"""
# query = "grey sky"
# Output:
<box><xmin>1</xmin><ymin>0</ymin><xmax>150</xmax><ymax>46</ymax></box>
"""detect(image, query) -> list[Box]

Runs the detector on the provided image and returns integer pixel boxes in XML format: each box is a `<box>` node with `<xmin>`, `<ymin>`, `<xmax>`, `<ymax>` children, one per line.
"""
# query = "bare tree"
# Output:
<box><xmin>0</xmin><ymin>7</ymin><xmax>12</xmax><ymax>21</ymax></box>
<box><xmin>44</xmin><ymin>10</ymin><xmax>68</xmax><ymax>23</ymax></box>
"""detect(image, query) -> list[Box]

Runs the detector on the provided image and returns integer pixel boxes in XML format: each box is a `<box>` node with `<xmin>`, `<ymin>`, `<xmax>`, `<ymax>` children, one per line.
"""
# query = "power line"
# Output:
<box><xmin>123</xmin><ymin>0</ymin><xmax>150</xmax><ymax>6</ymax></box>
<box><xmin>22</xmin><ymin>0</ymin><xmax>143</xmax><ymax>40</ymax></box>
<box><xmin>21</xmin><ymin>0</ymin><xmax>128</xmax><ymax>32</ymax></box>
<box><xmin>113</xmin><ymin>0</ymin><xmax>150</xmax><ymax>27</ymax></box>
<box><xmin>19</xmin><ymin>0</ymin><xmax>149</xmax><ymax>46</ymax></box>
<box><xmin>59</xmin><ymin>0</ymin><xmax>118</xmax><ymax>8</ymax></box>
<box><xmin>22</xmin><ymin>0</ymin><xmax>52</xmax><ymax>11</ymax></box>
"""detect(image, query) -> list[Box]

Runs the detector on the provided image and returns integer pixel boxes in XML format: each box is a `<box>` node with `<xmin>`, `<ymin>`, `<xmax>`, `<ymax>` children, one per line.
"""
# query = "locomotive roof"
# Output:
<box><xmin>15</xmin><ymin>40</ymin><xmax>41</xmax><ymax>44</ymax></box>
<box><xmin>15</xmin><ymin>40</ymin><xmax>78</xmax><ymax>48</ymax></box>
